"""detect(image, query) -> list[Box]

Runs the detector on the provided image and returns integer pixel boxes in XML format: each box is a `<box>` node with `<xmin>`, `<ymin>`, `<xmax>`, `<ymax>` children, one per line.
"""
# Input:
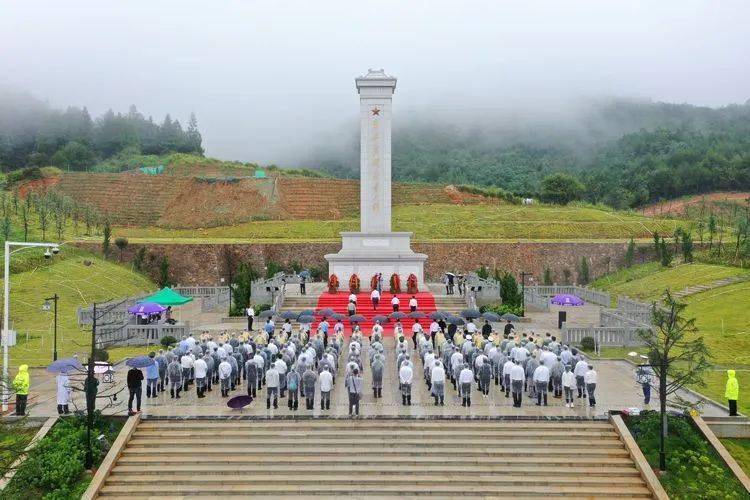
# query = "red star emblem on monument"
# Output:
<box><xmin>371</xmin><ymin>108</ymin><xmax>380</xmax><ymax>116</ymax></box>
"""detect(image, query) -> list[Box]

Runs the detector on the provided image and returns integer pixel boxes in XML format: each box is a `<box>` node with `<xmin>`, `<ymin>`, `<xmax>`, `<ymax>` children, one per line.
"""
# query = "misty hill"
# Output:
<box><xmin>313</xmin><ymin>99</ymin><xmax>750</xmax><ymax>208</ymax></box>
<box><xmin>0</xmin><ymin>88</ymin><xmax>203</xmax><ymax>171</ymax></box>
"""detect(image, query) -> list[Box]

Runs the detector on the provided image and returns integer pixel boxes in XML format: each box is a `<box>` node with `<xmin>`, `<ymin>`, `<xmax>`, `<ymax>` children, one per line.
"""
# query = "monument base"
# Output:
<box><xmin>325</xmin><ymin>232</ymin><xmax>427</xmax><ymax>290</ymax></box>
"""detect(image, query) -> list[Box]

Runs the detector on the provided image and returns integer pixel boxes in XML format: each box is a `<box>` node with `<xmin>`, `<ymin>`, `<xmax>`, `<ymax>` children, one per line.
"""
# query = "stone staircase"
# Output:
<box><xmin>93</xmin><ymin>418</ymin><xmax>656</xmax><ymax>498</ymax></box>
<box><xmin>434</xmin><ymin>294</ymin><xmax>468</xmax><ymax>315</ymax></box>
<box><xmin>673</xmin><ymin>274</ymin><xmax>750</xmax><ymax>299</ymax></box>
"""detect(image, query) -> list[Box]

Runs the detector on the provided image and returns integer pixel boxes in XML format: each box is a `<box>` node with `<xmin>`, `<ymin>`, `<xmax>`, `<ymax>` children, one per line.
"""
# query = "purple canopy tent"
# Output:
<box><xmin>128</xmin><ymin>302</ymin><xmax>167</xmax><ymax>315</ymax></box>
<box><xmin>551</xmin><ymin>294</ymin><xmax>584</xmax><ymax>306</ymax></box>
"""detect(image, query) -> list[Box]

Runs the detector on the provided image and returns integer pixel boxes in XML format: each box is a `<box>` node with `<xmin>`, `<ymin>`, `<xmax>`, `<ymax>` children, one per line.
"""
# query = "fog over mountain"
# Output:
<box><xmin>1</xmin><ymin>1</ymin><xmax>748</xmax><ymax>166</ymax></box>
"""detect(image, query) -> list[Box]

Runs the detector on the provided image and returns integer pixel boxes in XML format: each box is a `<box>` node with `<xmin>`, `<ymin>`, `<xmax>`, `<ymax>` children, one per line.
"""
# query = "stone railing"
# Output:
<box><xmin>524</xmin><ymin>287</ymin><xmax>550</xmax><ymax>312</ymax></box>
<box><xmin>601</xmin><ymin>308</ymin><xmax>652</xmax><ymax>330</ymax></box>
<box><xmin>251</xmin><ymin>273</ymin><xmax>288</xmax><ymax>308</ymax></box>
<box><xmin>77</xmin><ymin>293</ymin><xmax>150</xmax><ymax>327</ymax></box>
<box><xmin>96</xmin><ymin>323</ymin><xmax>190</xmax><ymax>348</ymax></box>
<box><xmin>561</xmin><ymin>325</ymin><xmax>646</xmax><ymax>348</ymax></box>
<box><xmin>527</xmin><ymin>285</ymin><xmax>611</xmax><ymax>307</ymax></box>
<box><xmin>174</xmin><ymin>286</ymin><xmax>229</xmax><ymax>298</ymax></box>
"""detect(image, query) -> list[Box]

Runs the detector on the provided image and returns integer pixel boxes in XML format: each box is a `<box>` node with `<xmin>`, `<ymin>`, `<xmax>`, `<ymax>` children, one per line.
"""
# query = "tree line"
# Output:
<box><xmin>0</xmin><ymin>90</ymin><xmax>203</xmax><ymax>172</ymax></box>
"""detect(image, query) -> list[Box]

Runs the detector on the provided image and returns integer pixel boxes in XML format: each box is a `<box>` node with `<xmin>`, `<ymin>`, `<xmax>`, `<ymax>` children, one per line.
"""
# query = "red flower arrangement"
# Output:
<box><xmin>328</xmin><ymin>274</ymin><xmax>340</xmax><ymax>294</ymax></box>
<box><xmin>389</xmin><ymin>273</ymin><xmax>402</xmax><ymax>294</ymax></box>
<box><xmin>370</xmin><ymin>274</ymin><xmax>379</xmax><ymax>291</ymax></box>
<box><xmin>407</xmin><ymin>273</ymin><xmax>419</xmax><ymax>294</ymax></box>
<box><xmin>349</xmin><ymin>274</ymin><xmax>361</xmax><ymax>294</ymax></box>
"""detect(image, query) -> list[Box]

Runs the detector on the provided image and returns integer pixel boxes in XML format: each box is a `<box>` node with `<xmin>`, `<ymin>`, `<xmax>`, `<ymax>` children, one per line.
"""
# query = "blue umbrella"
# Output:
<box><xmin>299</xmin><ymin>270</ymin><xmax>311</xmax><ymax>279</ymax></box>
<box><xmin>299</xmin><ymin>309</ymin><xmax>315</xmax><ymax>317</ymax></box>
<box><xmin>126</xmin><ymin>355</ymin><xmax>155</xmax><ymax>368</ymax></box>
<box><xmin>280</xmin><ymin>311</ymin><xmax>299</xmax><ymax>320</ymax></box>
<box><xmin>482</xmin><ymin>312</ymin><xmax>501</xmax><ymax>322</ymax></box>
<box><xmin>259</xmin><ymin>309</ymin><xmax>275</xmax><ymax>318</ymax></box>
<box><xmin>408</xmin><ymin>311</ymin><xmax>428</xmax><ymax>319</ymax></box>
<box><xmin>447</xmin><ymin>315</ymin><xmax>466</xmax><ymax>326</ymax></box>
<box><xmin>46</xmin><ymin>357</ymin><xmax>83</xmax><ymax>374</ymax></box>
<box><xmin>348</xmin><ymin>314</ymin><xmax>366</xmax><ymax>323</ymax></box>
<box><xmin>429</xmin><ymin>311</ymin><xmax>446</xmax><ymax>321</ymax></box>
<box><xmin>460</xmin><ymin>309</ymin><xmax>482</xmax><ymax>319</ymax></box>
<box><xmin>330</xmin><ymin>313</ymin><xmax>346</xmax><ymax>321</ymax></box>
<box><xmin>316</xmin><ymin>308</ymin><xmax>335</xmax><ymax>317</ymax></box>
<box><xmin>373</xmin><ymin>315</ymin><xmax>389</xmax><ymax>324</ymax></box>
<box><xmin>390</xmin><ymin>311</ymin><xmax>407</xmax><ymax>320</ymax></box>
<box><xmin>298</xmin><ymin>315</ymin><xmax>315</xmax><ymax>323</ymax></box>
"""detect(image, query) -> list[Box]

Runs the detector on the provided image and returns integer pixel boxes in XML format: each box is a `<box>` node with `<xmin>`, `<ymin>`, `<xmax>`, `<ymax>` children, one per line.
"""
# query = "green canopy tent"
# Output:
<box><xmin>141</xmin><ymin>287</ymin><xmax>193</xmax><ymax>306</ymax></box>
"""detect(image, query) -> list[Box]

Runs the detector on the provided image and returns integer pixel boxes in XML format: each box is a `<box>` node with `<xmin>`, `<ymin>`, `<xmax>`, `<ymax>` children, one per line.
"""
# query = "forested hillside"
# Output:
<box><xmin>316</xmin><ymin>99</ymin><xmax>750</xmax><ymax>208</ymax></box>
<box><xmin>0</xmin><ymin>88</ymin><xmax>203</xmax><ymax>171</ymax></box>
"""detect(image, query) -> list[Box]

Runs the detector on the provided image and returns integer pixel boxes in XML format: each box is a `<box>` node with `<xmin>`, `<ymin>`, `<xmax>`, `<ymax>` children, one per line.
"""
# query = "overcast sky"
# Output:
<box><xmin>1</xmin><ymin>0</ymin><xmax>748</xmax><ymax>165</ymax></box>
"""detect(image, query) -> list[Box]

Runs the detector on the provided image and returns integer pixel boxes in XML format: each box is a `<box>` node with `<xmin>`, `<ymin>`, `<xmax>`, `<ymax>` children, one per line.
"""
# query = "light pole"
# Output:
<box><xmin>42</xmin><ymin>294</ymin><xmax>59</xmax><ymax>361</ymax></box>
<box><xmin>3</xmin><ymin>241</ymin><xmax>61</xmax><ymax>412</ymax></box>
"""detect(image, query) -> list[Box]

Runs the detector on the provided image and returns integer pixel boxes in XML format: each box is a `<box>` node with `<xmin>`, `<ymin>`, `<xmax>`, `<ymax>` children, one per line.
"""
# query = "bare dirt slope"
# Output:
<box><xmin>642</xmin><ymin>192</ymin><xmax>750</xmax><ymax>217</ymax></box>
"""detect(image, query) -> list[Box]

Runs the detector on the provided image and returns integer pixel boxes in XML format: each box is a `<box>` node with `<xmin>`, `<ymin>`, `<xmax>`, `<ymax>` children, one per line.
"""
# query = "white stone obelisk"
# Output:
<box><xmin>325</xmin><ymin>69</ymin><xmax>427</xmax><ymax>289</ymax></box>
<box><xmin>357</xmin><ymin>69</ymin><xmax>394</xmax><ymax>233</ymax></box>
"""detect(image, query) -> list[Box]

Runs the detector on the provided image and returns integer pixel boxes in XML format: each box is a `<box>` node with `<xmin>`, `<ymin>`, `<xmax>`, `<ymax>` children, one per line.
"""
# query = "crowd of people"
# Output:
<box><xmin>123</xmin><ymin>317</ymin><xmax>603</xmax><ymax>416</ymax></box>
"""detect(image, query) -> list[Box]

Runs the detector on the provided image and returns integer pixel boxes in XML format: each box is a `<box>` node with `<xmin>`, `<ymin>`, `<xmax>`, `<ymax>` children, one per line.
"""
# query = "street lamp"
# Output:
<box><xmin>3</xmin><ymin>241</ymin><xmax>62</xmax><ymax>412</ymax></box>
<box><xmin>42</xmin><ymin>294</ymin><xmax>59</xmax><ymax>362</ymax></box>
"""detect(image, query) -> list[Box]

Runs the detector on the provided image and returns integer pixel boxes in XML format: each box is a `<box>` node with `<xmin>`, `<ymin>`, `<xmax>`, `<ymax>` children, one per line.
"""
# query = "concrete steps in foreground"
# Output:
<box><xmin>95</xmin><ymin>417</ymin><xmax>654</xmax><ymax>498</ymax></box>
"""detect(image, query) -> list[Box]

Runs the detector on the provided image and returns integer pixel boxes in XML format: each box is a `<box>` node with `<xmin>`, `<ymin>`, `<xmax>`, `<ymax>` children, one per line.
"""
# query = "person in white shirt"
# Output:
<box><xmin>409</xmin><ymin>296</ymin><xmax>418</xmax><ymax>312</ymax></box>
<box><xmin>450</xmin><ymin>351</ymin><xmax>464</xmax><ymax>390</ymax></box>
<box><xmin>391</xmin><ymin>295</ymin><xmax>400</xmax><ymax>312</ymax></box>
<box><xmin>510</xmin><ymin>360</ymin><xmax>526</xmax><ymax>408</ymax></box>
<box><xmin>431</xmin><ymin>361</ymin><xmax>446</xmax><ymax>405</ymax></box>
<box><xmin>282</xmin><ymin>319</ymin><xmax>293</xmax><ymax>336</ymax></box>
<box><xmin>319</xmin><ymin>366</ymin><xmax>333</xmax><ymax>410</ymax></box>
<box><xmin>180</xmin><ymin>354</ymin><xmax>194</xmax><ymax>392</ymax></box>
<box><xmin>185</xmin><ymin>333</ymin><xmax>197</xmax><ymax>348</ymax></box>
<box><xmin>252</xmin><ymin>353</ymin><xmax>265</xmax><ymax>389</ymax></box>
<box><xmin>193</xmin><ymin>357</ymin><xmax>208</xmax><ymax>398</ymax></box>
<box><xmin>349</xmin><ymin>292</ymin><xmax>357</xmax><ymax>304</ymax></box>
<box><xmin>466</xmin><ymin>320</ymin><xmax>477</xmax><ymax>335</ymax></box>
<box><xmin>429</xmin><ymin>320</ymin><xmax>440</xmax><ymax>349</ymax></box>
<box><xmin>371</xmin><ymin>321</ymin><xmax>384</xmax><ymax>342</ymax></box>
<box><xmin>561</xmin><ymin>365</ymin><xmax>576</xmax><ymax>407</ymax></box>
<box><xmin>394</xmin><ymin>320</ymin><xmax>404</xmax><ymax>338</ymax></box>
<box><xmin>584</xmin><ymin>365</ymin><xmax>598</xmax><ymax>407</ymax></box>
<box><xmin>370</xmin><ymin>288</ymin><xmax>380</xmax><ymax>309</ymax></box>
<box><xmin>459</xmin><ymin>364</ymin><xmax>474</xmax><ymax>407</ymax></box>
<box><xmin>502</xmin><ymin>359</ymin><xmax>515</xmax><ymax>397</ymax></box>
<box><xmin>399</xmin><ymin>360</ymin><xmax>413</xmax><ymax>406</ymax></box>
<box><xmin>574</xmin><ymin>358</ymin><xmax>589</xmax><ymax>399</ymax></box>
<box><xmin>265</xmin><ymin>364</ymin><xmax>280</xmax><ymax>409</ymax></box>
<box><xmin>411</xmin><ymin>320</ymin><xmax>423</xmax><ymax>349</ymax></box>
<box><xmin>246</xmin><ymin>305</ymin><xmax>255</xmax><ymax>331</ymax></box>
<box><xmin>532</xmin><ymin>361</ymin><xmax>551</xmax><ymax>406</ymax></box>
<box><xmin>218</xmin><ymin>359</ymin><xmax>232</xmax><ymax>397</ymax></box>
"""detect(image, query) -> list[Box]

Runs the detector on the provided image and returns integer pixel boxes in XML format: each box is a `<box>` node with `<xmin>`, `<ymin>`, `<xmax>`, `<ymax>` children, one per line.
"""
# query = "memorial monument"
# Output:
<box><xmin>325</xmin><ymin>69</ymin><xmax>427</xmax><ymax>288</ymax></box>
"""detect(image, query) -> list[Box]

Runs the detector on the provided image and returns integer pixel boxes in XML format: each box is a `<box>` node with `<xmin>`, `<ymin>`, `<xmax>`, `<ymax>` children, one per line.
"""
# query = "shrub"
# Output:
<box><xmin>160</xmin><ymin>336</ymin><xmax>177</xmax><ymax>348</ymax></box>
<box><xmin>92</xmin><ymin>348</ymin><xmax>109</xmax><ymax>362</ymax></box>
<box><xmin>580</xmin><ymin>336</ymin><xmax>596</xmax><ymax>352</ymax></box>
<box><xmin>481</xmin><ymin>303</ymin><xmax>523</xmax><ymax>316</ymax></box>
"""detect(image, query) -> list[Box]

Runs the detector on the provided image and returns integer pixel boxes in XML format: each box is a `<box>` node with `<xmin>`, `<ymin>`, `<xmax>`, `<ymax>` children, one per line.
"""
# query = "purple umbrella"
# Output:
<box><xmin>551</xmin><ymin>294</ymin><xmax>584</xmax><ymax>306</ymax></box>
<box><xmin>126</xmin><ymin>355</ymin><xmax>155</xmax><ymax>368</ymax></box>
<box><xmin>47</xmin><ymin>357</ymin><xmax>83</xmax><ymax>374</ymax></box>
<box><xmin>128</xmin><ymin>302</ymin><xmax>166</xmax><ymax>315</ymax></box>
<box><xmin>227</xmin><ymin>395</ymin><xmax>253</xmax><ymax>411</ymax></box>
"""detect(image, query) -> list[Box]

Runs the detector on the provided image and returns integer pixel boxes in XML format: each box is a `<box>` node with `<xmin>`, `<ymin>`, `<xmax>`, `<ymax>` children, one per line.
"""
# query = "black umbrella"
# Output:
<box><xmin>298</xmin><ymin>315</ymin><xmax>315</xmax><ymax>323</ymax></box>
<box><xmin>126</xmin><ymin>356</ymin><xmax>155</xmax><ymax>368</ymax></box>
<box><xmin>348</xmin><ymin>314</ymin><xmax>366</xmax><ymax>323</ymax></box>
<box><xmin>227</xmin><ymin>395</ymin><xmax>253</xmax><ymax>411</ymax></box>
<box><xmin>482</xmin><ymin>312</ymin><xmax>501</xmax><ymax>322</ymax></box>
<box><xmin>330</xmin><ymin>313</ymin><xmax>346</xmax><ymax>321</ymax></box>
<box><xmin>372</xmin><ymin>315</ymin><xmax>390</xmax><ymax>324</ymax></box>
<box><xmin>259</xmin><ymin>309</ymin><xmax>275</xmax><ymax>318</ymax></box>
<box><xmin>500</xmin><ymin>313</ymin><xmax>521</xmax><ymax>322</ymax></box>
<box><xmin>408</xmin><ymin>311</ymin><xmax>428</xmax><ymax>319</ymax></box>
<box><xmin>299</xmin><ymin>309</ymin><xmax>315</xmax><ymax>317</ymax></box>
<box><xmin>460</xmin><ymin>309</ymin><xmax>482</xmax><ymax>319</ymax></box>
<box><xmin>389</xmin><ymin>311</ymin><xmax>407</xmax><ymax>320</ymax></box>
<box><xmin>429</xmin><ymin>311</ymin><xmax>446</xmax><ymax>321</ymax></box>
<box><xmin>447</xmin><ymin>315</ymin><xmax>466</xmax><ymax>326</ymax></box>
<box><xmin>280</xmin><ymin>311</ymin><xmax>299</xmax><ymax>320</ymax></box>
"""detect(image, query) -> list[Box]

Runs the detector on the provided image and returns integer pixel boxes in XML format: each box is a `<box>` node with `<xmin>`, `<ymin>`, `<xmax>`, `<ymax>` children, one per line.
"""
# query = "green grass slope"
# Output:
<box><xmin>109</xmin><ymin>203</ymin><xmax>687</xmax><ymax>242</ymax></box>
<box><xmin>2</xmin><ymin>249</ymin><xmax>155</xmax><ymax>368</ymax></box>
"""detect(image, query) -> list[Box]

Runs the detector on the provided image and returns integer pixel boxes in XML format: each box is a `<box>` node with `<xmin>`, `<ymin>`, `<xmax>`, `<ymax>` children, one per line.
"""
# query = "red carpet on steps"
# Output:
<box><xmin>314</xmin><ymin>291</ymin><xmax>437</xmax><ymax>335</ymax></box>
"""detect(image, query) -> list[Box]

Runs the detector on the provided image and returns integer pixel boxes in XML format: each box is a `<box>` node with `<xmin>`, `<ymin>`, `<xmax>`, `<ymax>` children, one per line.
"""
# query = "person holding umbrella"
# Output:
<box><xmin>56</xmin><ymin>370</ymin><xmax>72</xmax><ymax>415</ymax></box>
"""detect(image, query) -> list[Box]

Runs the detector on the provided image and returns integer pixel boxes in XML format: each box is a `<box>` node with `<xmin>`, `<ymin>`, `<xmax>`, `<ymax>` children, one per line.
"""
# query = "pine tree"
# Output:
<box><xmin>578</xmin><ymin>257</ymin><xmax>590</xmax><ymax>285</ymax></box>
<box><xmin>543</xmin><ymin>267</ymin><xmax>553</xmax><ymax>285</ymax></box>
<box><xmin>186</xmin><ymin>112</ymin><xmax>204</xmax><ymax>154</ymax></box>
<box><xmin>625</xmin><ymin>238</ymin><xmax>635</xmax><ymax>268</ymax></box>
<box><xmin>681</xmin><ymin>232</ymin><xmax>694</xmax><ymax>263</ymax></box>
<box><xmin>158</xmin><ymin>256</ymin><xmax>171</xmax><ymax>288</ymax></box>
<box><xmin>102</xmin><ymin>219</ymin><xmax>111</xmax><ymax>257</ymax></box>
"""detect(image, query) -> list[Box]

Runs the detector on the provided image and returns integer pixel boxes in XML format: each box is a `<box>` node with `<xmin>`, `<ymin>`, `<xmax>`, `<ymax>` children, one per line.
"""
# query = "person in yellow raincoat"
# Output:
<box><xmin>12</xmin><ymin>364</ymin><xmax>30</xmax><ymax>416</ymax></box>
<box><xmin>726</xmin><ymin>369</ymin><xmax>739</xmax><ymax>416</ymax></box>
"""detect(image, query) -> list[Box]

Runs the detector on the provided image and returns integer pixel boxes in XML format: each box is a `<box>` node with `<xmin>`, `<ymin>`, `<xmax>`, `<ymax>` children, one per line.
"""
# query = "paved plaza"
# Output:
<box><xmin>22</xmin><ymin>335</ymin><xmax>726</xmax><ymax>419</ymax></box>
